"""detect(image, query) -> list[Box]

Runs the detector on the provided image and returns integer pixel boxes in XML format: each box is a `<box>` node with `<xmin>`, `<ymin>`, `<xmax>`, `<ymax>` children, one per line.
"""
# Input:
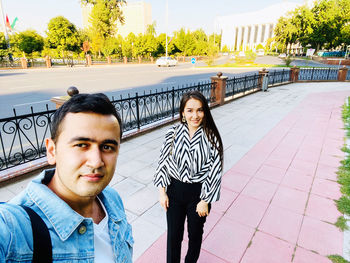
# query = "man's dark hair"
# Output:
<box><xmin>50</xmin><ymin>93</ymin><xmax>122</xmax><ymax>142</ymax></box>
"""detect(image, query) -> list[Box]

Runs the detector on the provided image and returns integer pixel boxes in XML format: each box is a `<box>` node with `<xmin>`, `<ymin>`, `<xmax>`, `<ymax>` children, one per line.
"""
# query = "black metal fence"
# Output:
<box><xmin>299</xmin><ymin>67</ymin><xmax>338</xmax><ymax>81</ymax></box>
<box><xmin>268</xmin><ymin>69</ymin><xmax>291</xmax><ymax>85</ymax></box>
<box><xmin>0</xmin><ymin>107</ymin><xmax>55</xmax><ymax>171</ymax></box>
<box><xmin>0</xmin><ymin>82</ymin><xmax>215</xmax><ymax>171</ymax></box>
<box><xmin>225</xmin><ymin>74</ymin><xmax>262</xmax><ymax>98</ymax></box>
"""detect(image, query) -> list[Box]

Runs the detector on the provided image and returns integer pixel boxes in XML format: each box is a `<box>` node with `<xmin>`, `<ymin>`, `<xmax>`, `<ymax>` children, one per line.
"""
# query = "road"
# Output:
<box><xmin>0</xmin><ymin>55</ymin><xmax>339</xmax><ymax>118</ymax></box>
<box><xmin>0</xmin><ymin>61</ymin><xmax>258</xmax><ymax>117</ymax></box>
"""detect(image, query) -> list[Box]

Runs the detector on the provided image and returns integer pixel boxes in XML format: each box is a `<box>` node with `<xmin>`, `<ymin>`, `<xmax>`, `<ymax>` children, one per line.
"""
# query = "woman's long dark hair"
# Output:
<box><xmin>179</xmin><ymin>91</ymin><xmax>223</xmax><ymax>161</ymax></box>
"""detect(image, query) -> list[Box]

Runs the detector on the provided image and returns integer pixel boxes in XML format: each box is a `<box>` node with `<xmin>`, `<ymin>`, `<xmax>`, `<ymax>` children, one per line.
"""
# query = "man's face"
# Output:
<box><xmin>45</xmin><ymin>112</ymin><xmax>120</xmax><ymax>200</ymax></box>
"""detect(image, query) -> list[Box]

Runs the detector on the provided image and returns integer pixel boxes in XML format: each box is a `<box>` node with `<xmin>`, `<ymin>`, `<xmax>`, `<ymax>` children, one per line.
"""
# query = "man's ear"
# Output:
<box><xmin>45</xmin><ymin>138</ymin><xmax>56</xmax><ymax>165</ymax></box>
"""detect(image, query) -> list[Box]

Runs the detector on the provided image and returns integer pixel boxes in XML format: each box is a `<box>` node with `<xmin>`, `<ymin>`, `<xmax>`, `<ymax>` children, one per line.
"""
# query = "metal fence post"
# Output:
<box><xmin>135</xmin><ymin>92</ymin><xmax>140</xmax><ymax>130</ymax></box>
<box><xmin>172</xmin><ymin>87</ymin><xmax>175</xmax><ymax>118</ymax></box>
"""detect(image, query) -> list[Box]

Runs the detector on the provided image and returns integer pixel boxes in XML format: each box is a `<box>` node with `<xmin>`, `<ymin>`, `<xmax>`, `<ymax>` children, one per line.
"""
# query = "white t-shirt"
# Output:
<box><xmin>94</xmin><ymin>199</ymin><xmax>114</xmax><ymax>263</ymax></box>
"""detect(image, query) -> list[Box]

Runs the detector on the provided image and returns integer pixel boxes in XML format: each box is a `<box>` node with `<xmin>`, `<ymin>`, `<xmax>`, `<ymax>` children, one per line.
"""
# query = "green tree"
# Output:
<box><xmin>85</xmin><ymin>0</ymin><xmax>125</xmax><ymax>56</ymax></box>
<box><xmin>274</xmin><ymin>14</ymin><xmax>299</xmax><ymax>52</ymax></box>
<box><xmin>122</xmin><ymin>32</ymin><xmax>136</xmax><ymax>58</ymax></box>
<box><xmin>16</xmin><ymin>30</ymin><xmax>44</xmax><ymax>58</ymax></box>
<box><xmin>173</xmin><ymin>28</ymin><xmax>195</xmax><ymax>56</ymax></box>
<box><xmin>0</xmin><ymin>32</ymin><xmax>9</xmax><ymax>61</ymax></box>
<box><xmin>46</xmin><ymin>16</ymin><xmax>81</xmax><ymax>62</ymax></box>
<box><xmin>192</xmin><ymin>29</ymin><xmax>208</xmax><ymax>55</ymax></box>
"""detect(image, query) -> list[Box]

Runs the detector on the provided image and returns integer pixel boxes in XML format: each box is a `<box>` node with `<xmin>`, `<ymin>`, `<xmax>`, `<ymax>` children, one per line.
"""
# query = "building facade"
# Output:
<box><xmin>215</xmin><ymin>2</ymin><xmax>299</xmax><ymax>52</ymax></box>
<box><xmin>82</xmin><ymin>1</ymin><xmax>152</xmax><ymax>38</ymax></box>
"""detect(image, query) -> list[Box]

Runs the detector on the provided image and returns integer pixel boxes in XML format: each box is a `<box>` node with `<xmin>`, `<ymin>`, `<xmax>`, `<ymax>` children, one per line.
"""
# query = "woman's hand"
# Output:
<box><xmin>159</xmin><ymin>187</ymin><xmax>169</xmax><ymax>211</ymax></box>
<box><xmin>196</xmin><ymin>200</ymin><xmax>209</xmax><ymax>217</ymax></box>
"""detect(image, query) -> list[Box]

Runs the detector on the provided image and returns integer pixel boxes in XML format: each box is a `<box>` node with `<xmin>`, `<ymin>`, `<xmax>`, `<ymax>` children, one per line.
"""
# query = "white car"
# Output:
<box><xmin>278</xmin><ymin>53</ymin><xmax>287</xmax><ymax>58</ymax></box>
<box><xmin>156</xmin><ymin>56</ymin><xmax>178</xmax><ymax>67</ymax></box>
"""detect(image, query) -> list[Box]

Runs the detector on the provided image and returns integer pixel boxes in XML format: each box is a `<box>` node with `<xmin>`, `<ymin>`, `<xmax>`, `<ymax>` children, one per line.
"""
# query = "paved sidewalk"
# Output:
<box><xmin>1</xmin><ymin>81</ymin><xmax>349</xmax><ymax>262</ymax></box>
<box><xmin>137</xmin><ymin>89</ymin><xmax>347</xmax><ymax>263</ymax></box>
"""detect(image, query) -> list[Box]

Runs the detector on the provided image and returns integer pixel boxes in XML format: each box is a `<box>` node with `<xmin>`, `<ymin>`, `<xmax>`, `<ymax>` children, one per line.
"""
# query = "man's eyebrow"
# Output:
<box><xmin>69</xmin><ymin>137</ymin><xmax>119</xmax><ymax>146</ymax></box>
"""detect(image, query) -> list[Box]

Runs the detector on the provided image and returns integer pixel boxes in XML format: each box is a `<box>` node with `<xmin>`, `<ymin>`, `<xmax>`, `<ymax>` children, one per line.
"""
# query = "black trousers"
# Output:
<box><xmin>166</xmin><ymin>179</ymin><xmax>211</xmax><ymax>263</ymax></box>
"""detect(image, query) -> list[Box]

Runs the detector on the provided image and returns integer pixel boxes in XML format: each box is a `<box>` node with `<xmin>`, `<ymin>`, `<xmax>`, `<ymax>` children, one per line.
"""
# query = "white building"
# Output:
<box><xmin>82</xmin><ymin>1</ymin><xmax>152</xmax><ymax>38</ymax></box>
<box><xmin>215</xmin><ymin>2</ymin><xmax>300</xmax><ymax>52</ymax></box>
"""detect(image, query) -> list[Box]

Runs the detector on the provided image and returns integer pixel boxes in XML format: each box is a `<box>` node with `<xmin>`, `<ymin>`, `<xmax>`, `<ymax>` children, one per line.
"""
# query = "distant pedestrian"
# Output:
<box><xmin>154</xmin><ymin>90</ymin><xmax>223</xmax><ymax>263</ymax></box>
<box><xmin>0</xmin><ymin>93</ymin><xmax>133</xmax><ymax>262</ymax></box>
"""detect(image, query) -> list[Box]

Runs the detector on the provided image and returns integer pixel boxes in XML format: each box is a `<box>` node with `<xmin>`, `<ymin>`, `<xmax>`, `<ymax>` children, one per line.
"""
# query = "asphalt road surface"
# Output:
<box><xmin>0</xmin><ymin>61</ymin><xmax>258</xmax><ymax>117</ymax></box>
<box><xmin>0</xmin><ymin>55</ymin><xmax>339</xmax><ymax>118</ymax></box>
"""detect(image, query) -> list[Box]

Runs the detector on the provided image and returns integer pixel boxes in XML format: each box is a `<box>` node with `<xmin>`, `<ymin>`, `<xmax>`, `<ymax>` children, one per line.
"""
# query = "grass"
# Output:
<box><xmin>328</xmin><ymin>255</ymin><xmax>350</xmax><ymax>263</ymax></box>
<box><xmin>327</xmin><ymin>99</ymin><xmax>350</xmax><ymax>262</ymax></box>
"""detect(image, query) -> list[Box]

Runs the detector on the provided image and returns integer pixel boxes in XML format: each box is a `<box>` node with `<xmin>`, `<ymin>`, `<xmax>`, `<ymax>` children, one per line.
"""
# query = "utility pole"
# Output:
<box><xmin>165</xmin><ymin>0</ymin><xmax>168</xmax><ymax>58</ymax></box>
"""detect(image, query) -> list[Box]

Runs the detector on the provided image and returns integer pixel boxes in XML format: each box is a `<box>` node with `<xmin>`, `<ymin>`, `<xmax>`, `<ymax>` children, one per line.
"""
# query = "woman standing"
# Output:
<box><xmin>154</xmin><ymin>90</ymin><xmax>223</xmax><ymax>263</ymax></box>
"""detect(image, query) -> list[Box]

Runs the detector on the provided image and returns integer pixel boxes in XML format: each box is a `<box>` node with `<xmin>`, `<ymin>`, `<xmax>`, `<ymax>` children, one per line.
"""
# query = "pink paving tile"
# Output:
<box><xmin>203</xmin><ymin>211</ymin><xmax>223</xmax><ymax>239</ymax></box>
<box><xmin>298</xmin><ymin>216</ymin><xmax>343</xmax><ymax>256</ymax></box>
<box><xmin>202</xmin><ymin>217</ymin><xmax>255</xmax><ymax>263</ymax></box>
<box><xmin>197</xmin><ymin>249</ymin><xmax>228</xmax><ymax>263</ymax></box>
<box><xmin>293</xmin><ymin>247</ymin><xmax>332</xmax><ymax>263</ymax></box>
<box><xmin>271</xmin><ymin>186</ymin><xmax>308</xmax><ymax>214</ymax></box>
<box><xmin>241</xmin><ymin>178</ymin><xmax>278</xmax><ymax>202</ymax></box>
<box><xmin>294</xmin><ymin>148</ymin><xmax>321</xmax><ymax>163</ymax></box>
<box><xmin>318</xmin><ymin>154</ymin><xmax>342</xmax><ymax>169</ymax></box>
<box><xmin>264</xmin><ymin>155</ymin><xmax>292</xmax><ymax>170</ymax></box>
<box><xmin>151</xmin><ymin>232</ymin><xmax>167</xmax><ymax>250</ymax></box>
<box><xmin>259</xmin><ymin>205</ymin><xmax>303</xmax><ymax>244</ymax></box>
<box><xmin>135</xmin><ymin>245</ymin><xmax>165</xmax><ymax>263</ymax></box>
<box><xmin>315</xmin><ymin>163</ymin><xmax>339</xmax><ymax>181</ymax></box>
<box><xmin>281</xmin><ymin>169</ymin><xmax>313</xmax><ymax>192</ymax></box>
<box><xmin>211</xmin><ymin>188</ymin><xmax>238</xmax><ymax>215</ymax></box>
<box><xmin>311</xmin><ymin>178</ymin><xmax>341</xmax><ymax>200</ymax></box>
<box><xmin>305</xmin><ymin>194</ymin><xmax>341</xmax><ymax>224</ymax></box>
<box><xmin>254</xmin><ymin>164</ymin><xmax>286</xmax><ymax>184</ymax></box>
<box><xmin>289</xmin><ymin>159</ymin><xmax>318</xmax><ymax>175</ymax></box>
<box><xmin>240</xmin><ymin>231</ymin><xmax>294</xmax><ymax>263</ymax></box>
<box><xmin>184</xmin><ymin>211</ymin><xmax>223</xmax><ymax>242</ymax></box>
<box><xmin>225</xmin><ymin>195</ymin><xmax>269</xmax><ymax>228</ymax></box>
<box><xmin>230</xmin><ymin>158</ymin><xmax>261</xmax><ymax>176</ymax></box>
<box><xmin>221</xmin><ymin>170</ymin><xmax>251</xmax><ymax>193</ymax></box>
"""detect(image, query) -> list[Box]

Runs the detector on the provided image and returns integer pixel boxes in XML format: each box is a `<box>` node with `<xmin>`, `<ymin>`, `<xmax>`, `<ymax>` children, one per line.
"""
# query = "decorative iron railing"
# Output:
<box><xmin>111</xmin><ymin>82</ymin><xmax>216</xmax><ymax>132</ymax></box>
<box><xmin>0</xmin><ymin>82</ymin><xmax>215</xmax><ymax>171</ymax></box>
<box><xmin>268</xmin><ymin>69</ymin><xmax>291</xmax><ymax>85</ymax></box>
<box><xmin>0</xmin><ymin>107</ymin><xmax>55</xmax><ymax>171</ymax></box>
<box><xmin>225</xmin><ymin>74</ymin><xmax>261</xmax><ymax>98</ymax></box>
<box><xmin>299</xmin><ymin>67</ymin><xmax>338</xmax><ymax>81</ymax></box>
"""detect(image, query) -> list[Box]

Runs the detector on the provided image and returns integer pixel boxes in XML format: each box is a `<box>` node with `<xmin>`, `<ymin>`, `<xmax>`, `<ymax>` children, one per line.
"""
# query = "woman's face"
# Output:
<box><xmin>182</xmin><ymin>98</ymin><xmax>204</xmax><ymax>130</ymax></box>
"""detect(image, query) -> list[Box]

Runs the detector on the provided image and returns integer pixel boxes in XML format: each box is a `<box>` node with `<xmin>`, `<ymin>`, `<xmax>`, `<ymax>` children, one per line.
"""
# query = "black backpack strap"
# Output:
<box><xmin>20</xmin><ymin>205</ymin><xmax>52</xmax><ymax>263</ymax></box>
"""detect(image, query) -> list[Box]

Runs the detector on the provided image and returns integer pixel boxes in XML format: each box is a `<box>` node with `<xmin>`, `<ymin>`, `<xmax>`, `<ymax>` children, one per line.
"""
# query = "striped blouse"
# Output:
<box><xmin>154</xmin><ymin>123</ymin><xmax>222</xmax><ymax>203</ymax></box>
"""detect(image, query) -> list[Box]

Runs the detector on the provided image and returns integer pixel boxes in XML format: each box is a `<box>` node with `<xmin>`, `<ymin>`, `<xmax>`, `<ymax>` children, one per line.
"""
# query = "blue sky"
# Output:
<box><xmin>1</xmin><ymin>0</ymin><xmax>304</xmax><ymax>36</ymax></box>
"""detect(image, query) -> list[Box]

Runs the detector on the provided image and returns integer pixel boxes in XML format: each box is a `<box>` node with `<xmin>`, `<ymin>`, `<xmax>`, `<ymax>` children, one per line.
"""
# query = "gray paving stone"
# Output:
<box><xmin>108</xmin><ymin>172</ymin><xmax>126</xmax><ymax>187</ymax></box>
<box><xmin>116</xmin><ymin>159</ymin><xmax>150</xmax><ymax>177</ymax></box>
<box><xmin>0</xmin><ymin>187</ymin><xmax>16</xmax><ymax>202</ymax></box>
<box><xmin>125</xmin><ymin>210</ymin><xmax>138</xmax><ymax>223</ymax></box>
<box><xmin>124</xmin><ymin>185</ymin><xmax>158</xmax><ymax>216</ymax></box>
<box><xmin>141</xmin><ymin>202</ymin><xmax>167</xmax><ymax>231</ymax></box>
<box><xmin>131</xmin><ymin>217</ymin><xmax>164</xmax><ymax>260</ymax></box>
<box><xmin>134</xmin><ymin>148</ymin><xmax>160</xmax><ymax>165</ymax></box>
<box><xmin>112</xmin><ymin>177</ymin><xmax>145</xmax><ymax>200</ymax></box>
<box><xmin>130</xmin><ymin>165</ymin><xmax>156</xmax><ymax>185</ymax></box>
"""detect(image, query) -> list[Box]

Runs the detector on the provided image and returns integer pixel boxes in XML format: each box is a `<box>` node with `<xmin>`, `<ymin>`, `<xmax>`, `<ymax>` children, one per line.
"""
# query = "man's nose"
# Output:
<box><xmin>86</xmin><ymin>147</ymin><xmax>104</xmax><ymax>168</ymax></box>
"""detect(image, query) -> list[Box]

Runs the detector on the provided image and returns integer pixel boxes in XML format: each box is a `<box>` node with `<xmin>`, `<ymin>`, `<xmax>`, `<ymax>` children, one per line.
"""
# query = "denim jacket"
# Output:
<box><xmin>0</xmin><ymin>169</ymin><xmax>134</xmax><ymax>263</ymax></box>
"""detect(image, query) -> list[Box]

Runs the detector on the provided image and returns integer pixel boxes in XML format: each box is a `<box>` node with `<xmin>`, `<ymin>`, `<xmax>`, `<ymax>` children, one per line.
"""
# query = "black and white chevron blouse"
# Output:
<box><xmin>154</xmin><ymin>123</ymin><xmax>222</xmax><ymax>203</ymax></box>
